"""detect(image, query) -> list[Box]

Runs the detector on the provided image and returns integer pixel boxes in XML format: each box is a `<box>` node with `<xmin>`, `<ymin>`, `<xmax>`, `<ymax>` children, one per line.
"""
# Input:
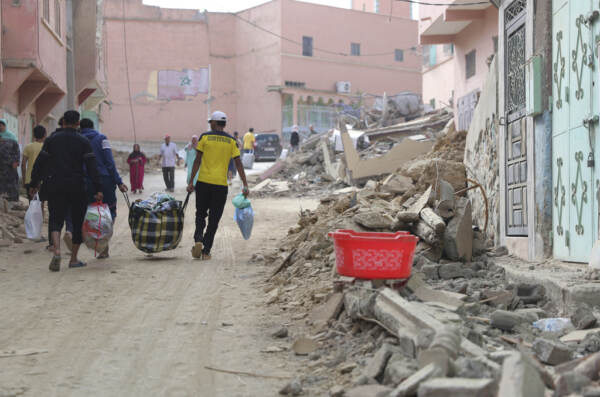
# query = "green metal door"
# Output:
<box><xmin>552</xmin><ymin>0</ymin><xmax>599</xmax><ymax>262</ymax></box>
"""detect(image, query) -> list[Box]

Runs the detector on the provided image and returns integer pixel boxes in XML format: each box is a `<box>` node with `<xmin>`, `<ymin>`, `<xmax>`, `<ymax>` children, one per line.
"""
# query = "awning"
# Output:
<box><xmin>419</xmin><ymin>0</ymin><xmax>492</xmax><ymax>45</ymax></box>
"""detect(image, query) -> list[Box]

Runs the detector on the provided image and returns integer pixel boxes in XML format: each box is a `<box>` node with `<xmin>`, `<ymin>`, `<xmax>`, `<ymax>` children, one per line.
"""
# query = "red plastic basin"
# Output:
<box><xmin>328</xmin><ymin>229</ymin><xmax>418</xmax><ymax>279</ymax></box>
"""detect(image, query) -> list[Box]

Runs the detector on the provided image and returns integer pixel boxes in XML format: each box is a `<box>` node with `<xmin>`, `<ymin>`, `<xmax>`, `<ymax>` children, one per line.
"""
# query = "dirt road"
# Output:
<box><xmin>0</xmin><ymin>170</ymin><xmax>317</xmax><ymax>397</ymax></box>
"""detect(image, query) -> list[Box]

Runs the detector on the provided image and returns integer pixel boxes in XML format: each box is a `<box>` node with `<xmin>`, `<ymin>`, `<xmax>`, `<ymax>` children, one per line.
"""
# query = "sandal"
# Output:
<box><xmin>68</xmin><ymin>261</ymin><xmax>87</xmax><ymax>268</ymax></box>
<box><xmin>200</xmin><ymin>252</ymin><xmax>212</xmax><ymax>261</ymax></box>
<box><xmin>49</xmin><ymin>255</ymin><xmax>61</xmax><ymax>272</ymax></box>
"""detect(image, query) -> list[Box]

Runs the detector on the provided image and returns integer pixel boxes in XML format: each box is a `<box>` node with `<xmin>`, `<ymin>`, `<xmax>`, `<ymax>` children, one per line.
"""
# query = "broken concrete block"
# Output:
<box><xmin>437</xmin><ymin>262</ymin><xmax>464</xmax><ymax>280</ymax></box>
<box><xmin>354</xmin><ymin>211</ymin><xmax>396</xmax><ymax>230</ymax></box>
<box><xmin>554</xmin><ymin>371</ymin><xmax>593</xmax><ymax>396</ymax></box>
<box><xmin>310</xmin><ymin>292</ymin><xmax>344</xmax><ymax>331</ymax></box>
<box><xmin>571</xmin><ymin>304</ymin><xmax>598</xmax><ymax>330</ymax></box>
<box><xmin>497</xmin><ymin>353</ymin><xmax>544</xmax><ymax>397</ymax></box>
<box><xmin>330</xmin><ymin>385</ymin><xmax>345</xmax><ymax>397</ymax></box>
<box><xmin>420</xmin><ymin>264</ymin><xmax>440</xmax><ymax>280</ymax></box>
<box><xmin>532</xmin><ymin>338</ymin><xmax>572</xmax><ymax>365</ymax></box>
<box><xmin>490</xmin><ymin>310</ymin><xmax>528</xmax><ymax>331</ymax></box>
<box><xmin>345</xmin><ymin>384</ymin><xmax>392</xmax><ymax>397</ymax></box>
<box><xmin>279</xmin><ymin>378</ymin><xmax>303</xmax><ymax>396</ymax></box>
<box><xmin>420</xmin><ymin>208</ymin><xmax>445</xmax><ymax>235</ymax></box>
<box><xmin>408</xmin><ymin>186</ymin><xmax>434</xmax><ymax>215</ymax></box>
<box><xmin>390</xmin><ymin>363</ymin><xmax>444</xmax><ymax>397</ymax></box>
<box><xmin>272</xmin><ymin>327</ymin><xmax>289</xmax><ymax>339</ymax></box>
<box><xmin>416</xmin><ymin>242</ymin><xmax>443</xmax><ymax>262</ymax></box>
<box><xmin>397</xmin><ymin>211</ymin><xmax>420</xmax><ymax>223</ymax></box>
<box><xmin>418</xmin><ymin>377</ymin><xmax>496</xmax><ymax>397</ymax></box>
<box><xmin>383</xmin><ymin>174</ymin><xmax>414</xmax><ymax>194</ymax></box>
<box><xmin>442</xmin><ymin>198</ymin><xmax>472</xmax><ymax>262</ymax></box>
<box><xmin>429</xmin><ymin>326</ymin><xmax>461</xmax><ymax>359</ymax></box>
<box><xmin>363</xmin><ymin>343</ymin><xmax>395</xmax><ymax>380</ymax></box>
<box><xmin>417</xmin><ymin>347</ymin><xmax>450</xmax><ymax>377</ymax></box>
<box><xmin>384</xmin><ymin>354</ymin><xmax>419</xmax><ymax>386</ymax></box>
<box><xmin>435</xmin><ymin>179</ymin><xmax>455</xmax><ymax>219</ymax></box>
<box><xmin>406</xmin><ymin>159</ymin><xmax>467</xmax><ymax>192</ymax></box>
<box><xmin>412</xmin><ymin>220</ymin><xmax>439</xmax><ymax>246</ymax></box>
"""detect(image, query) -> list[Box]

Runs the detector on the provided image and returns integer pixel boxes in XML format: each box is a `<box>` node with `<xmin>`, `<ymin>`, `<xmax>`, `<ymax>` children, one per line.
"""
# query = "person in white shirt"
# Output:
<box><xmin>159</xmin><ymin>135</ymin><xmax>181</xmax><ymax>192</ymax></box>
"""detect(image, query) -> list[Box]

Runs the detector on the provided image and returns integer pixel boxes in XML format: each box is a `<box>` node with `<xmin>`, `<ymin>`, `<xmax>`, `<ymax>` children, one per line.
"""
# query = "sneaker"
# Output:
<box><xmin>200</xmin><ymin>252</ymin><xmax>212</xmax><ymax>261</ymax></box>
<box><xmin>191</xmin><ymin>242</ymin><xmax>204</xmax><ymax>259</ymax></box>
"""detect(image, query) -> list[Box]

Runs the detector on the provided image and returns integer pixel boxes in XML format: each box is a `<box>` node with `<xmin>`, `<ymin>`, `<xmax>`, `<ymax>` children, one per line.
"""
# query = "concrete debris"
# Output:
<box><xmin>442</xmin><ymin>198</ymin><xmax>472</xmax><ymax>262</ymax></box>
<box><xmin>279</xmin><ymin>378</ymin><xmax>303</xmax><ymax>396</ymax></box>
<box><xmin>497</xmin><ymin>353</ymin><xmax>545</xmax><ymax>397</ymax></box>
<box><xmin>292</xmin><ymin>337</ymin><xmax>319</xmax><ymax>355</ymax></box>
<box><xmin>344</xmin><ymin>384</ymin><xmax>393</xmax><ymax>397</ymax></box>
<box><xmin>532</xmin><ymin>338</ymin><xmax>572</xmax><ymax>365</ymax></box>
<box><xmin>272</xmin><ymin>327</ymin><xmax>289</xmax><ymax>339</ymax></box>
<box><xmin>363</xmin><ymin>343</ymin><xmax>396</xmax><ymax>380</ymax></box>
<box><xmin>571</xmin><ymin>304</ymin><xmax>598</xmax><ymax>330</ymax></box>
<box><xmin>390</xmin><ymin>363</ymin><xmax>444</xmax><ymax>397</ymax></box>
<box><xmin>0</xmin><ymin>197</ymin><xmax>37</xmax><ymax>246</ymax></box>
<box><xmin>490</xmin><ymin>310</ymin><xmax>529</xmax><ymax>331</ymax></box>
<box><xmin>417</xmin><ymin>377</ymin><xmax>496</xmax><ymax>397</ymax></box>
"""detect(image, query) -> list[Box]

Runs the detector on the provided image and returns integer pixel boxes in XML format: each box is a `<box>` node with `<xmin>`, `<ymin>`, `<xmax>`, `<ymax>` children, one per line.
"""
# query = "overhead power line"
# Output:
<box><xmin>395</xmin><ymin>0</ymin><xmax>491</xmax><ymax>6</ymax></box>
<box><xmin>231</xmin><ymin>12</ymin><xmax>421</xmax><ymax>58</ymax></box>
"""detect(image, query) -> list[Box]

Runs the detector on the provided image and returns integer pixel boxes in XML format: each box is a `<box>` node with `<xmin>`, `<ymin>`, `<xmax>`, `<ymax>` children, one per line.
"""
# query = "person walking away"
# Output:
<box><xmin>309</xmin><ymin>124</ymin><xmax>317</xmax><ymax>135</ymax></box>
<box><xmin>127</xmin><ymin>144</ymin><xmax>147</xmax><ymax>194</ymax></box>
<box><xmin>160</xmin><ymin>135</ymin><xmax>180</xmax><ymax>192</ymax></box>
<box><xmin>227</xmin><ymin>131</ymin><xmax>241</xmax><ymax>182</ymax></box>
<box><xmin>22</xmin><ymin>126</ymin><xmax>46</xmax><ymax>200</ymax></box>
<box><xmin>242</xmin><ymin>128</ymin><xmax>255</xmax><ymax>154</ymax></box>
<box><xmin>29</xmin><ymin>110</ymin><xmax>104</xmax><ymax>272</ymax></box>
<box><xmin>80</xmin><ymin>118</ymin><xmax>128</xmax><ymax>259</ymax></box>
<box><xmin>185</xmin><ymin>135</ymin><xmax>200</xmax><ymax>185</ymax></box>
<box><xmin>0</xmin><ymin>119</ymin><xmax>17</xmax><ymax>141</ymax></box>
<box><xmin>41</xmin><ymin>118</ymin><xmax>74</xmax><ymax>251</ymax></box>
<box><xmin>187</xmin><ymin>111</ymin><xmax>249</xmax><ymax>260</ymax></box>
<box><xmin>0</xmin><ymin>135</ymin><xmax>20</xmax><ymax>203</ymax></box>
<box><xmin>290</xmin><ymin>125</ymin><xmax>300</xmax><ymax>153</ymax></box>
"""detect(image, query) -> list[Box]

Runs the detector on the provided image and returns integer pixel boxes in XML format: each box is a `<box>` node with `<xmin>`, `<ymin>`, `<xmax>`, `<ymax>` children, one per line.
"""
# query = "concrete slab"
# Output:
<box><xmin>494</xmin><ymin>257</ymin><xmax>600</xmax><ymax>315</ymax></box>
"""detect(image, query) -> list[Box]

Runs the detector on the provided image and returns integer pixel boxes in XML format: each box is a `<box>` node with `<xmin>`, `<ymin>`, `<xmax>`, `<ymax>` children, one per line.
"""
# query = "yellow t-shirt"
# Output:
<box><xmin>196</xmin><ymin>131</ymin><xmax>241</xmax><ymax>186</ymax></box>
<box><xmin>22</xmin><ymin>141</ymin><xmax>43</xmax><ymax>184</ymax></box>
<box><xmin>243</xmin><ymin>132</ymin><xmax>255</xmax><ymax>150</ymax></box>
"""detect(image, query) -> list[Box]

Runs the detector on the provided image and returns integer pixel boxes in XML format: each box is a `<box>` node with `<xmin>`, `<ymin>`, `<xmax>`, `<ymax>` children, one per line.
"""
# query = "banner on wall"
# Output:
<box><xmin>157</xmin><ymin>68</ymin><xmax>209</xmax><ymax>100</ymax></box>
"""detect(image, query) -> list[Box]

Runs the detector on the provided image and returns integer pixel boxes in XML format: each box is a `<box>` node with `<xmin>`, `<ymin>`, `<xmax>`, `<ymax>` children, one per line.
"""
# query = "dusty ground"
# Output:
<box><xmin>0</xmin><ymin>169</ymin><xmax>318</xmax><ymax>397</ymax></box>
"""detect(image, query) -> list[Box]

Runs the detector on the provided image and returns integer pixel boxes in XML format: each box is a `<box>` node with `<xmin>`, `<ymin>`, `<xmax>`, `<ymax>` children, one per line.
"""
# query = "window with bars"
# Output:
<box><xmin>54</xmin><ymin>0</ymin><xmax>61</xmax><ymax>36</ymax></box>
<box><xmin>43</xmin><ymin>0</ymin><xmax>50</xmax><ymax>22</ymax></box>
<box><xmin>351</xmin><ymin>43</ymin><xmax>360</xmax><ymax>56</ymax></box>
<box><xmin>443</xmin><ymin>43</ymin><xmax>454</xmax><ymax>56</ymax></box>
<box><xmin>465</xmin><ymin>50</ymin><xmax>476</xmax><ymax>79</ymax></box>
<box><xmin>302</xmin><ymin>36</ymin><xmax>313</xmax><ymax>57</ymax></box>
<box><xmin>395</xmin><ymin>49</ymin><xmax>404</xmax><ymax>62</ymax></box>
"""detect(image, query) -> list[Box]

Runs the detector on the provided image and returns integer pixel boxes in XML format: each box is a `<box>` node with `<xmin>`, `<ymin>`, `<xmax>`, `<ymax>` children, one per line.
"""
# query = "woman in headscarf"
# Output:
<box><xmin>0</xmin><ymin>136</ymin><xmax>20</xmax><ymax>201</ymax></box>
<box><xmin>185</xmin><ymin>135</ymin><xmax>199</xmax><ymax>185</ymax></box>
<box><xmin>0</xmin><ymin>119</ymin><xmax>17</xmax><ymax>141</ymax></box>
<box><xmin>127</xmin><ymin>143</ymin><xmax>146</xmax><ymax>194</ymax></box>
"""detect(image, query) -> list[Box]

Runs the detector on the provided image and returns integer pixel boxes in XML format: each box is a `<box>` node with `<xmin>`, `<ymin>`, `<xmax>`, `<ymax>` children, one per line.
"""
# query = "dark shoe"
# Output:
<box><xmin>191</xmin><ymin>242</ymin><xmax>204</xmax><ymax>259</ymax></box>
<box><xmin>49</xmin><ymin>255</ymin><xmax>61</xmax><ymax>272</ymax></box>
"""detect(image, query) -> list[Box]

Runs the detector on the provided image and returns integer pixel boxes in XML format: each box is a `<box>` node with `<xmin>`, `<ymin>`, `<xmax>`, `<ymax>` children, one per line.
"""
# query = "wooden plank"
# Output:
<box><xmin>560</xmin><ymin>328</ymin><xmax>600</xmax><ymax>343</ymax></box>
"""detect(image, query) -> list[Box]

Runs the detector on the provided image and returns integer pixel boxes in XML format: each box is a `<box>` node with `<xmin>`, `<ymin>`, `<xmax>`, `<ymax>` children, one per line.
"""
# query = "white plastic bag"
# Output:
<box><xmin>24</xmin><ymin>194</ymin><xmax>43</xmax><ymax>240</ymax></box>
<box><xmin>82</xmin><ymin>202</ymin><xmax>113</xmax><ymax>253</ymax></box>
<box><xmin>533</xmin><ymin>318</ymin><xmax>573</xmax><ymax>332</ymax></box>
<box><xmin>242</xmin><ymin>152</ymin><xmax>255</xmax><ymax>169</ymax></box>
<box><xmin>234</xmin><ymin>206</ymin><xmax>254</xmax><ymax>240</ymax></box>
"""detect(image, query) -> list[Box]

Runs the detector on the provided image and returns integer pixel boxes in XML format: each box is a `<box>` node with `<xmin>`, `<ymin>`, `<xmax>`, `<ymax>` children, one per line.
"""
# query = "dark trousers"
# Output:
<box><xmin>194</xmin><ymin>181</ymin><xmax>228</xmax><ymax>254</ymax></box>
<box><xmin>48</xmin><ymin>190</ymin><xmax>86</xmax><ymax>245</ymax></box>
<box><xmin>162</xmin><ymin>167</ymin><xmax>175</xmax><ymax>190</ymax></box>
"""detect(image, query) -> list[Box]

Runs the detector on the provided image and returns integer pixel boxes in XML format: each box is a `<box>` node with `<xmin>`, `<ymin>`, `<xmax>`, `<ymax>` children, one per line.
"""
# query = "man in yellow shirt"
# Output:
<box><xmin>242</xmin><ymin>127</ymin><xmax>255</xmax><ymax>153</ymax></box>
<box><xmin>187</xmin><ymin>111</ymin><xmax>249</xmax><ymax>260</ymax></box>
<box><xmin>22</xmin><ymin>125</ymin><xmax>46</xmax><ymax>199</ymax></box>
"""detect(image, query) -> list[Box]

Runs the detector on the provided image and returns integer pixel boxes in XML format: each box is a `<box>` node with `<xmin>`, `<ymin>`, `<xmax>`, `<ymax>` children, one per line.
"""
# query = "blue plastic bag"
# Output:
<box><xmin>232</xmin><ymin>193</ymin><xmax>251</xmax><ymax>209</ymax></box>
<box><xmin>234</xmin><ymin>206</ymin><xmax>254</xmax><ymax>240</ymax></box>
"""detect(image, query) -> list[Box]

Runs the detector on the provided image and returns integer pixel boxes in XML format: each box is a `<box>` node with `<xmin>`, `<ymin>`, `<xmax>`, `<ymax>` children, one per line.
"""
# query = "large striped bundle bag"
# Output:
<box><xmin>124</xmin><ymin>192</ymin><xmax>190</xmax><ymax>254</ymax></box>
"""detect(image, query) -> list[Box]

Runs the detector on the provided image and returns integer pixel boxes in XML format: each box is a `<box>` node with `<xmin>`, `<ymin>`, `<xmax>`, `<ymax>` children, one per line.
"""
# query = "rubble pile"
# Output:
<box><xmin>0</xmin><ymin>197</ymin><xmax>34</xmax><ymax>248</ymax></box>
<box><xmin>253</xmin><ymin>123</ymin><xmax>600</xmax><ymax>395</ymax></box>
<box><xmin>341</xmin><ymin>92</ymin><xmax>423</xmax><ymax>130</ymax></box>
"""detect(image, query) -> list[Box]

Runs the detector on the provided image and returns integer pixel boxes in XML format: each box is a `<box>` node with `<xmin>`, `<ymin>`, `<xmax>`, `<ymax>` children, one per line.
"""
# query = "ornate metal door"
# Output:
<box><xmin>505</xmin><ymin>0</ymin><xmax>528</xmax><ymax>236</ymax></box>
<box><xmin>552</xmin><ymin>0</ymin><xmax>598</xmax><ymax>262</ymax></box>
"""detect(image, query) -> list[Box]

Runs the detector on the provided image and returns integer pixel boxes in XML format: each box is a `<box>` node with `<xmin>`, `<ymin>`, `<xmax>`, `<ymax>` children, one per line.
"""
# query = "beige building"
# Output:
<box><xmin>102</xmin><ymin>0</ymin><xmax>421</xmax><ymax>142</ymax></box>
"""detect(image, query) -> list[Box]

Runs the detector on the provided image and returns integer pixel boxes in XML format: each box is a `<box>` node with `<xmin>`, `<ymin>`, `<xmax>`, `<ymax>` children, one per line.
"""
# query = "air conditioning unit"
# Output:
<box><xmin>336</xmin><ymin>81</ymin><xmax>351</xmax><ymax>94</ymax></box>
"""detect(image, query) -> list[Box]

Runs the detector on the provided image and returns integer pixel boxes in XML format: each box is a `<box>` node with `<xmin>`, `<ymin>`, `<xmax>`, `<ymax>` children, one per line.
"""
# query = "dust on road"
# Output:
<box><xmin>0</xmin><ymin>169</ymin><xmax>317</xmax><ymax>397</ymax></box>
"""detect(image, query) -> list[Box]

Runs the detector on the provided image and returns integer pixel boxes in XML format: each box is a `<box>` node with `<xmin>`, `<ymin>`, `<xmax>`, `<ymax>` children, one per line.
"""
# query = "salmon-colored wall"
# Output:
<box><xmin>103</xmin><ymin>0</ymin><xmax>212</xmax><ymax>141</ymax></box>
<box><xmin>281</xmin><ymin>0</ymin><xmax>420</xmax><ymax>94</ymax></box>
<box><xmin>102</xmin><ymin>0</ymin><xmax>420</xmax><ymax>142</ymax></box>
<box><xmin>37</xmin><ymin>0</ymin><xmax>67</xmax><ymax>91</ymax></box>
<box><xmin>421</xmin><ymin>6</ymin><xmax>497</xmax><ymax>121</ymax></box>
<box><xmin>351</xmin><ymin>0</ymin><xmax>410</xmax><ymax>18</ymax></box>
<box><xmin>234</xmin><ymin>1</ymin><xmax>282</xmax><ymax>134</ymax></box>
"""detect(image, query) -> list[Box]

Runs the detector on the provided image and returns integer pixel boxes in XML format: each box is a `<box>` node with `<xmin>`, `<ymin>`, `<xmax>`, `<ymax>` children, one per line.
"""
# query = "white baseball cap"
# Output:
<box><xmin>208</xmin><ymin>110</ymin><xmax>227</xmax><ymax>122</ymax></box>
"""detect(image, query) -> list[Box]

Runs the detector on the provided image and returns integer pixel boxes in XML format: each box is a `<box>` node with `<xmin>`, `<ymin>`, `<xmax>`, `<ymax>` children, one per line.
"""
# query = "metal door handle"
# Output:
<box><xmin>584</xmin><ymin>115</ymin><xmax>599</xmax><ymax>129</ymax></box>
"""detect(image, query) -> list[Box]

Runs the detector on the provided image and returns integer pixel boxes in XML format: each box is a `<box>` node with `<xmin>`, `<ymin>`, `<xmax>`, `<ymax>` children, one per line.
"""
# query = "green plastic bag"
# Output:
<box><xmin>232</xmin><ymin>193</ymin><xmax>251</xmax><ymax>209</ymax></box>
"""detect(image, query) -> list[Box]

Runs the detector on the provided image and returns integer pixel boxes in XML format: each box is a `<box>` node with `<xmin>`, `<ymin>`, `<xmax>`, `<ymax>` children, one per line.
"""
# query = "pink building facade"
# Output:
<box><xmin>0</xmin><ymin>0</ymin><xmax>107</xmax><ymax>144</ymax></box>
<box><xmin>102</xmin><ymin>0</ymin><xmax>420</xmax><ymax>142</ymax></box>
<box><xmin>351</xmin><ymin>0</ymin><xmax>411</xmax><ymax>18</ymax></box>
<box><xmin>419</xmin><ymin>1</ymin><xmax>498</xmax><ymax>131</ymax></box>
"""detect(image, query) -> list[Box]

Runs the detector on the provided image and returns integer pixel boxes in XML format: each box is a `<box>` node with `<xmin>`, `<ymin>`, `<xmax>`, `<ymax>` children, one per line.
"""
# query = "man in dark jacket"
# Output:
<box><xmin>30</xmin><ymin>110</ymin><xmax>104</xmax><ymax>272</ymax></box>
<box><xmin>80</xmin><ymin>118</ymin><xmax>128</xmax><ymax>258</ymax></box>
<box><xmin>290</xmin><ymin>125</ymin><xmax>300</xmax><ymax>152</ymax></box>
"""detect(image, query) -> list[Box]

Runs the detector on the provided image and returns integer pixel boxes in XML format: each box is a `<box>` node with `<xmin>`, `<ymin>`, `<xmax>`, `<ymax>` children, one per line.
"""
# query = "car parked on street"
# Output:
<box><xmin>254</xmin><ymin>133</ymin><xmax>282</xmax><ymax>161</ymax></box>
